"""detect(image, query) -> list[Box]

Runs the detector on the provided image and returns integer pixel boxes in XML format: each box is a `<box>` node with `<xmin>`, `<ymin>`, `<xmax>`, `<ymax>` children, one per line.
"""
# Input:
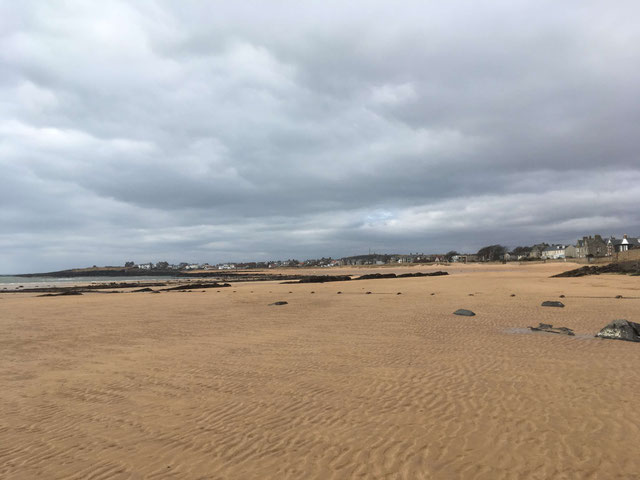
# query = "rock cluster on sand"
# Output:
<box><xmin>356</xmin><ymin>273</ymin><xmax>396</xmax><ymax>280</ymax></box>
<box><xmin>161</xmin><ymin>282</ymin><xmax>230</xmax><ymax>291</ymax></box>
<box><xmin>453</xmin><ymin>309</ymin><xmax>475</xmax><ymax>316</ymax></box>
<box><xmin>269</xmin><ymin>301</ymin><xmax>288</xmax><ymax>306</ymax></box>
<box><xmin>38</xmin><ymin>291</ymin><xmax>83</xmax><ymax>297</ymax></box>
<box><xmin>552</xmin><ymin>261</ymin><xmax>640</xmax><ymax>277</ymax></box>
<box><xmin>291</xmin><ymin>275</ymin><xmax>352</xmax><ymax>284</ymax></box>
<box><xmin>284</xmin><ymin>271</ymin><xmax>450</xmax><ymax>284</ymax></box>
<box><xmin>355</xmin><ymin>271</ymin><xmax>448</xmax><ymax>280</ymax></box>
<box><xmin>541</xmin><ymin>301</ymin><xmax>564</xmax><ymax>307</ymax></box>
<box><xmin>529</xmin><ymin>323</ymin><xmax>575</xmax><ymax>336</ymax></box>
<box><xmin>595</xmin><ymin>320</ymin><xmax>640</xmax><ymax>342</ymax></box>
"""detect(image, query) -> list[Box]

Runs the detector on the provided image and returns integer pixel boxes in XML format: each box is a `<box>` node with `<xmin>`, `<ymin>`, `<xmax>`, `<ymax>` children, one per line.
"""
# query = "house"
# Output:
<box><xmin>137</xmin><ymin>263</ymin><xmax>154</xmax><ymax>270</ymax></box>
<box><xmin>528</xmin><ymin>244</ymin><xmax>549</xmax><ymax>259</ymax></box>
<box><xmin>542</xmin><ymin>244</ymin><xmax>568</xmax><ymax>259</ymax></box>
<box><xmin>564</xmin><ymin>245</ymin><xmax>578</xmax><ymax>258</ymax></box>
<box><xmin>607</xmin><ymin>235</ymin><xmax>640</xmax><ymax>254</ymax></box>
<box><xmin>575</xmin><ymin>235</ymin><xmax>607</xmax><ymax>258</ymax></box>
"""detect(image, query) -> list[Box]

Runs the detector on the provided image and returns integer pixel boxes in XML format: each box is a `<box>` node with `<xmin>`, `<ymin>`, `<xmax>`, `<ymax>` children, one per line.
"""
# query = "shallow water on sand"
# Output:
<box><xmin>0</xmin><ymin>275</ymin><xmax>175</xmax><ymax>289</ymax></box>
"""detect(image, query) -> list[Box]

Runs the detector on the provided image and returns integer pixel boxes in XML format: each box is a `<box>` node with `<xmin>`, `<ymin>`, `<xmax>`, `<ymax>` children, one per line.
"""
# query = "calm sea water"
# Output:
<box><xmin>0</xmin><ymin>276</ymin><xmax>176</xmax><ymax>288</ymax></box>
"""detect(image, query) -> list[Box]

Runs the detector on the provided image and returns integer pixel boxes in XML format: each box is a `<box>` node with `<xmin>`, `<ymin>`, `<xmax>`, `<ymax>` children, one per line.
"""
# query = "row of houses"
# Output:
<box><xmin>540</xmin><ymin>235</ymin><xmax>640</xmax><ymax>259</ymax></box>
<box><xmin>125</xmin><ymin>233</ymin><xmax>639</xmax><ymax>270</ymax></box>
<box><xmin>133</xmin><ymin>262</ymin><xmax>204</xmax><ymax>270</ymax></box>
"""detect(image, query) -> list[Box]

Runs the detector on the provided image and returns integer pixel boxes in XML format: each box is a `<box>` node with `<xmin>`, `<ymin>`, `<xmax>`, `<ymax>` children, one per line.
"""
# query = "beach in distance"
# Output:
<box><xmin>2</xmin><ymin>262</ymin><xmax>640</xmax><ymax>479</ymax></box>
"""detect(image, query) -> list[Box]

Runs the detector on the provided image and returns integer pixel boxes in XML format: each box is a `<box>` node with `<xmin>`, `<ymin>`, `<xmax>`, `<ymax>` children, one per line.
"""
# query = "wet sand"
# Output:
<box><xmin>2</xmin><ymin>263</ymin><xmax>640</xmax><ymax>479</ymax></box>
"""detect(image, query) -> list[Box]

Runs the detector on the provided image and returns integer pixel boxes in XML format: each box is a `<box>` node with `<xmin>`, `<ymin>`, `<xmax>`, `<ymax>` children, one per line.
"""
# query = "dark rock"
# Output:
<box><xmin>354</xmin><ymin>271</ymin><xmax>449</xmax><ymax>281</ymax></box>
<box><xmin>269</xmin><ymin>301</ymin><xmax>288</xmax><ymax>306</ymax></box>
<box><xmin>553</xmin><ymin>266</ymin><xmax>599</xmax><ymax>277</ymax></box>
<box><xmin>510</xmin><ymin>294</ymin><xmax>516</xmax><ymax>297</ymax></box>
<box><xmin>286</xmin><ymin>275</ymin><xmax>352</xmax><ymax>284</ymax></box>
<box><xmin>161</xmin><ymin>282</ymin><xmax>230</xmax><ymax>291</ymax></box>
<box><xmin>396</xmin><ymin>292</ymin><xmax>402</xmax><ymax>295</ymax></box>
<box><xmin>541</xmin><ymin>301</ymin><xmax>564</xmax><ymax>307</ymax></box>
<box><xmin>337</xmin><ymin>291</ymin><xmax>342</xmax><ymax>294</ymax></box>
<box><xmin>615</xmin><ymin>295</ymin><xmax>623</xmax><ymax>299</ymax></box>
<box><xmin>38</xmin><ymin>291</ymin><xmax>83</xmax><ymax>297</ymax></box>
<box><xmin>552</xmin><ymin>261</ymin><xmax>640</xmax><ymax>277</ymax></box>
<box><xmin>453</xmin><ymin>309</ymin><xmax>475</xmax><ymax>316</ymax></box>
<box><xmin>365</xmin><ymin>291</ymin><xmax>372</xmax><ymax>295</ymax></box>
<box><xmin>559</xmin><ymin>295</ymin><xmax>565</xmax><ymax>298</ymax></box>
<box><xmin>468</xmin><ymin>293</ymin><xmax>474</xmax><ymax>296</ymax></box>
<box><xmin>356</xmin><ymin>273</ymin><xmax>396</xmax><ymax>280</ymax></box>
<box><xmin>397</xmin><ymin>271</ymin><xmax>449</xmax><ymax>278</ymax></box>
<box><xmin>430</xmin><ymin>293</ymin><xmax>435</xmax><ymax>296</ymax></box>
<box><xmin>595</xmin><ymin>319</ymin><xmax>640</xmax><ymax>342</ymax></box>
<box><xmin>528</xmin><ymin>323</ymin><xmax>575</xmax><ymax>336</ymax></box>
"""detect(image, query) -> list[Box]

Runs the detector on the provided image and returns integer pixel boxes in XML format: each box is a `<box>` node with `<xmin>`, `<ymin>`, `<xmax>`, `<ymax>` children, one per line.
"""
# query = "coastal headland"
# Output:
<box><xmin>2</xmin><ymin>262</ymin><xmax>640</xmax><ymax>479</ymax></box>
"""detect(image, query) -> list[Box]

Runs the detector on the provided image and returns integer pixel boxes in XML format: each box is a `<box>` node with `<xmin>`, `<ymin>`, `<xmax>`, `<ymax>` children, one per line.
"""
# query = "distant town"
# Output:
<box><xmin>124</xmin><ymin>233</ymin><xmax>640</xmax><ymax>271</ymax></box>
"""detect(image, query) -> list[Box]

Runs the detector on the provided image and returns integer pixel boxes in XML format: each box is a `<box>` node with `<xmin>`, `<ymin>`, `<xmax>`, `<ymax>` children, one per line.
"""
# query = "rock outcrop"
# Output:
<box><xmin>453</xmin><ymin>309</ymin><xmax>475</xmax><ymax>316</ymax></box>
<box><xmin>356</xmin><ymin>273</ymin><xmax>396</xmax><ymax>280</ymax></box>
<box><xmin>529</xmin><ymin>323</ymin><xmax>575</xmax><ymax>336</ymax></box>
<box><xmin>283</xmin><ymin>275</ymin><xmax>352</xmax><ymax>284</ymax></box>
<box><xmin>355</xmin><ymin>271</ymin><xmax>448</xmax><ymax>280</ymax></box>
<box><xmin>552</xmin><ymin>261</ymin><xmax>640</xmax><ymax>277</ymax></box>
<box><xmin>595</xmin><ymin>320</ymin><xmax>640</xmax><ymax>342</ymax></box>
<box><xmin>161</xmin><ymin>282</ymin><xmax>230</xmax><ymax>291</ymax></box>
<box><xmin>541</xmin><ymin>301</ymin><xmax>564</xmax><ymax>307</ymax></box>
<box><xmin>38</xmin><ymin>291</ymin><xmax>83</xmax><ymax>297</ymax></box>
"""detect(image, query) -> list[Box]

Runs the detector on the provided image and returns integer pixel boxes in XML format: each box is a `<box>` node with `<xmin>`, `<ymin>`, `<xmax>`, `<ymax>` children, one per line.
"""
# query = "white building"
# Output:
<box><xmin>542</xmin><ymin>244</ymin><xmax>568</xmax><ymax>259</ymax></box>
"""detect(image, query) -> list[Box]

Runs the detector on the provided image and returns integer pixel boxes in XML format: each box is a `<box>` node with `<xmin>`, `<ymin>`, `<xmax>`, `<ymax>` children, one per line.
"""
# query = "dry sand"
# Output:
<box><xmin>2</xmin><ymin>263</ymin><xmax>640</xmax><ymax>479</ymax></box>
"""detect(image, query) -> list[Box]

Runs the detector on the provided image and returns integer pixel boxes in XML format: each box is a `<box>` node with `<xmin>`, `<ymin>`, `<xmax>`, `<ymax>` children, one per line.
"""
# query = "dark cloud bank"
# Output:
<box><xmin>1</xmin><ymin>1</ymin><xmax>639</xmax><ymax>273</ymax></box>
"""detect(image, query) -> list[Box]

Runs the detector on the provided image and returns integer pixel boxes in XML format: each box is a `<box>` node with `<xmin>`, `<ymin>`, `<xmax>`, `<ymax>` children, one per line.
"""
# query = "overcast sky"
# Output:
<box><xmin>2</xmin><ymin>1</ymin><xmax>639</xmax><ymax>273</ymax></box>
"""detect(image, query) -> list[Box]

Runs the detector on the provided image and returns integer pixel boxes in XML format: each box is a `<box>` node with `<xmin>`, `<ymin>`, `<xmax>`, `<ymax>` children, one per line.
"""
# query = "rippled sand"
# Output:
<box><xmin>2</xmin><ymin>263</ymin><xmax>640</xmax><ymax>479</ymax></box>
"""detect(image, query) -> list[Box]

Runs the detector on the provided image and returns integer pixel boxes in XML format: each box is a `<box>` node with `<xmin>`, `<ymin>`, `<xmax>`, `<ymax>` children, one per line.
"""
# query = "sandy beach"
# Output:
<box><xmin>2</xmin><ymin>262</ymin><xmax>640</xmax><ymax>479</ymax></box>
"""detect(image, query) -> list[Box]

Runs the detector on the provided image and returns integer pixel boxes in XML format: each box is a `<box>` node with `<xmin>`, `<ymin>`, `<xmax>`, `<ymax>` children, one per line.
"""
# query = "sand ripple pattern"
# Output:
<box><xmin>2</xmin><ymin>265</ymin><xmax>640</xmax><ymax>479</ymax></box>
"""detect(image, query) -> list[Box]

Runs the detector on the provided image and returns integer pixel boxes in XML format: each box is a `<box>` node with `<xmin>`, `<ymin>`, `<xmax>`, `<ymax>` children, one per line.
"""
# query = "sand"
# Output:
<box><xmin>1</xmin><ymin>262</ymin><xmax>640</xmax><ymax>479</ymax></box>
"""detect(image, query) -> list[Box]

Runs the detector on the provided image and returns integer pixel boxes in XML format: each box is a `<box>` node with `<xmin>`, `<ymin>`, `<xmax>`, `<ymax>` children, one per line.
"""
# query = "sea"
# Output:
<box><xmin>0</xmin><ymin>275</ymin><xmax>176</xmax><ymax>290</ymax></box>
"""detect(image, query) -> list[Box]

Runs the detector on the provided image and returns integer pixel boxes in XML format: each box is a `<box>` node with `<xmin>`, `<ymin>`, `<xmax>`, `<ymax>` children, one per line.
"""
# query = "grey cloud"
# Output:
<box><xmin>1</xmin><ymin>1</ymin><xmax>640</xmax><ymax>273</ymax></box>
